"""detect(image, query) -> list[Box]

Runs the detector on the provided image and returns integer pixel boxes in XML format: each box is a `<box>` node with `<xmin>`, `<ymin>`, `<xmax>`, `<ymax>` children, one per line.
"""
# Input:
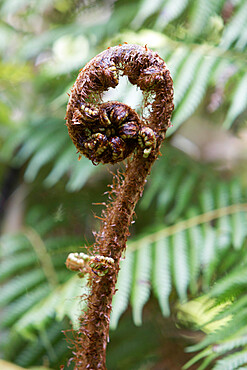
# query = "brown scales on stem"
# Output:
<box><xmin>65</xmin><ymin>44</ymin><xmax>174</xmax><ymax>369</ymax></box>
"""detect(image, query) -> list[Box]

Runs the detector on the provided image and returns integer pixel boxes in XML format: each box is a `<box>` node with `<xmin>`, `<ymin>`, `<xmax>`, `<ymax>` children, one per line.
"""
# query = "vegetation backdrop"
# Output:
<box><xmin>0</xmin><ymin>0</ymin><xmax>247</xmax><ymax>369</ymax></box>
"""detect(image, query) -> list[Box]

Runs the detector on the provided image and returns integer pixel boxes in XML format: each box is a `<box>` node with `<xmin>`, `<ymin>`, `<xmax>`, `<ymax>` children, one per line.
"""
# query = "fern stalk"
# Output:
<box><xmin>65</xmin><ymin>44</ymin><xmax>174</xmax><ymax>369</ymax></box>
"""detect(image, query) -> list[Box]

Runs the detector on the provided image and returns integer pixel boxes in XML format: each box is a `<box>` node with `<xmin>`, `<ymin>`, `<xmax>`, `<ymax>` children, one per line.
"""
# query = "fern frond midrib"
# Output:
<box><xmin>128</xmin><ymin>203</ymin><xmax>247</xmax><ymax>252</ymax></box>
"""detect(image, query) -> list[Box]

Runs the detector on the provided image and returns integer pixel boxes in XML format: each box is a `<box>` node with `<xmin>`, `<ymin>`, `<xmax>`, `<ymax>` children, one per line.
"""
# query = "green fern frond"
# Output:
<box><xmin>189</xmin><ymin>0</ymin><xmax>225</xmax><ymax>38</ymax></box>
<box><xmin>166</xmin><ymin>47</ymin><xmax>190</xmax><ymax>78</ymax></box>
<box><xmin>155</xmin><ymin>0</ymin><xmax>189</xmax><ymax>30</ymax></box>
<box><xmin>43</xmin><ymin>146</ymin><xmax>74</xmax><ymax>187</ymax></box>
<box><xmin>223</xmin><ymin>72</ymin><xmax>247</xmax><ymax>129</ymax></box>
<box><xmin>172</xmin><ymin>51</ymin><xmax>203</xmax><ymax>108</ymax></box>
<box><xmin>0</xmin><ymin>252</ymin><xmax>36</xmax><ymax>282</ymax></box>
<box><xmin>0</xmin><ymin>233</ymin><xmax>31</xmax><ymax>255</ymax></box>
<box><xmin>230</xmin><ymin>180</ymin><xmax>247</xmax><ymax>249</ymax></box>
<box><xmin>130</xmin><ymin>159</ymin><xmax>247</xmax><ymax>320</ymax></box>
<box><xmin>23</xmin><ymin>134</ymin><xmax>67</xmax><ymax>183</ymax></box>
<box><xmin>209</xmin><ymin>295</ymin><xmax>247</xmax><ymax>324</ymax></box>
<box><xmin>14</xmin><ymin>321</ymin><xmax>65</xmax><ymax>368</ymax></box>
<box><xmin>200</xmin><ymin>185</ymin><xmax>216</xmax><ymax>212</ymax></box>
<box><xmin>167</xmin><ymin>172</ymin><xmax>199</xmax><ymax>223</ymax></box>
<box><xmin>235</xmin><ymin>26</ymin><xmax>247</xmax><ymax>51</ymax></box>
<box><xmin>209</xmin><ymin>266</ymin><xmax>247</xmax><ymax>300</ymax></box>
<box><xmin>213</xmin><ymin>349</ymin><xmax>247</xmax><ymax>370</ymax></box>
<box><xmin>131</xmin><ymin>241</ymin><xmax>151</xmax><ymax>326</ymax></box>
<box><xmin>214</xmin><ymin>182</ymin><xmax>232</xmax><ymax>246</ymax></box>
<box><xmin>131</xmin><ymin>0</ymin><xmax>165</xmax><ymax>29</ymax></box>
<box><xmin>13</xmin><ymin>119</ymin><xmax>61</xmax><ymax>166</ymax></box>
<box><xmin>183</xmin><ymin>347</ymin><xmax>214</xmax><ymax>369</ymax></box>
<box><xmin>0</xmin><ymin>269</ymin><xmax>46</xmax><ymax>308</ymax></box>
<box><xmin>198</xmin><ymin>353</ymin><xmax>220</xmax><ymax>370</ymax></box>
<box><xmin>213</xmin><ymin>335</ymin><xmax>247</xmax><ymax>355</ymax></box>
<box><xmin>55</xmin><ymin>275</ymin><xmax>88</xmax><ymax>327</ymax></box>
<box><xmin>156</xmin><ymin>166</ymin><xmax>184</xmax><ymax>214</ymax></box>
<box><xmin>171</xmin><ymin>231</ymin><xmax>190</xmax><ymax>302</ymax></box>
<box><xmin>65</xmin><ymin>156</ymin><xmax>97</xmax><ymax>192</ymax></box>
<box><xmin>152</xmin><ymin>238</ymin><xmax>171</xmax><ymax>316</ymax></box>
<box><xmin>169</xmin><ymin>55</ymin><xmax>218</xmax><ymax>134</ymax></box>
<box><xmin>220</xmin><ymin>0</ymin><xmax>247</xmax><ymax>50</ymax></box>
<box><xmin>0</xmin><ymin>228</ymin><xmax>80</xmax><ymax>338</ymax></box>
<box><xmin>15</xmin><ymin>276</ymin><xmax>87</xmax><ymax>339</ymax></box>
<box><xmin>140</xmin><ymin>150</ymin><xmax>184</xmax><ymax>211</ymax></box>
<box><xmin>187</xmin><ymin>306</ymin><xmax>247</xmax><ymax>354</ymax></box>
<box><xmin>186</xmin><ymin>211</ymin><xmax>202</xmax><ymax>295</ymax></box>
<box><xmin>10</xmin><ymin>115</ymin><xmax>98</xmax><ymax>191</ymax></box>
<box><xmin>201</xmin><ymin>224</ymin><xmax>217</xmax><ymax>289</ymax></box>
<box><xmin>111</xmin><ymin>251</ymin><xmax>134</xmax><ymax>329</ymax></box>
<box><xmin>0</xmin><ymin>285</ymin><xmax>50</xmax><ymax>328</ymax></box>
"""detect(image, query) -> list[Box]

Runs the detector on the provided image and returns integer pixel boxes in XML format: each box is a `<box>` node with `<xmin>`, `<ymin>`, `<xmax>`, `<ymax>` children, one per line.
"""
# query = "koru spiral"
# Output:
<box><xmin>65</xmin><ymin>44</ymin><xmax>174</xmax><ymax>165</ymax></box>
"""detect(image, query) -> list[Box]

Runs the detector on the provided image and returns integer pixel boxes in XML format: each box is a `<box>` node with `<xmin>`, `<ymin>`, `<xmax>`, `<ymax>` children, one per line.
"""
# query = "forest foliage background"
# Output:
<box><xmin>0</xmin><ymin>0</ymin><xmax>247</xmax><ymax>369</ymax></box>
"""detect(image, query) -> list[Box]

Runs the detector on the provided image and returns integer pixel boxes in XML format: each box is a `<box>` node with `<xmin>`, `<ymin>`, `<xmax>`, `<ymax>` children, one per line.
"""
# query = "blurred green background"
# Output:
<box><xmin>0</xmin><ymin>0</ymin><xmax>247</xmax><ymax>369</ymax></box>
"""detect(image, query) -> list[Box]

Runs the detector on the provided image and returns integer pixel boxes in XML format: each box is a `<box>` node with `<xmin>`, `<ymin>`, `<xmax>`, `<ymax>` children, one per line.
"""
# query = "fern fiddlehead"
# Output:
<box><xmin>65</xmin><ymin>44</ymin><xmax>174</xmax><ymax>369</ymax></box>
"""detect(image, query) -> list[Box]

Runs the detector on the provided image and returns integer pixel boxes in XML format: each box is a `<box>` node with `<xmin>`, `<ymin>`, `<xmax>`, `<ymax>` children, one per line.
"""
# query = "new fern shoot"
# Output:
<box><xmin>65</xmin><ymin>44</ymin><xmax>174</xmax><ymax>369</ymax></box>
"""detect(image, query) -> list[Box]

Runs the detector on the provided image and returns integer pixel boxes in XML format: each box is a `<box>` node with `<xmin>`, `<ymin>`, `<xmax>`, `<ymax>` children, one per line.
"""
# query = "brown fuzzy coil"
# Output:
<box><xmin>65</xmin><ymin>44</ymin><xmax>174</xmax><ymax>165</ymax></box>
